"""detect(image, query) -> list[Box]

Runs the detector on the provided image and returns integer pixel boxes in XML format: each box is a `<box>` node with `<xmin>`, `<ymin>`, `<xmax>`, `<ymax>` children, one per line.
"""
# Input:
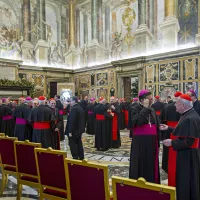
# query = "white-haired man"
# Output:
<box><xmin>160</xmin><ymin>94</ymin><xmax>200</xmax><ymax>200</ymax></box>
<box><xmin>29</xmin><ymin>96</ymin><xmax>55</xmax><ymax>148</ymax></box>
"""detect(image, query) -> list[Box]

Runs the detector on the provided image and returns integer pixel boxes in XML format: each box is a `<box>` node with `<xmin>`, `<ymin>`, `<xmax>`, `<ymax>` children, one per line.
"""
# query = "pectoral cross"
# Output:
<box><xmin>149</xmin><ymin>115</ymin><xmax>151</xmax><ymax>127</ymax></box>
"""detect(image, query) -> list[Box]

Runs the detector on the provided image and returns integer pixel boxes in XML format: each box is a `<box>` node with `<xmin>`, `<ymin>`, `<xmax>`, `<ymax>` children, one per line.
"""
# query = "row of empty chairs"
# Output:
<box><xmin>0</xmin><ymin>134</ymin><xmax>176</xmax><ymax>200</ymax></box>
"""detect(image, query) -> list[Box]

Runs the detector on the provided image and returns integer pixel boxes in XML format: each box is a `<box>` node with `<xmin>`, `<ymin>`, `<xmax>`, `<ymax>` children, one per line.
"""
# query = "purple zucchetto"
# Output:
<box><xmin>189</xmin><ymin>89</ymin><xmax>196</xmax><ymax>97</ymax></box>
<box><xmin>133</xmin><ymin>98</ymin><xmax>138</xmax><ymax>102</ymax></box>
<box><xmin>2</xmin><ymin>98</ymin><xmax>7</xmax><ymax>103</ymax></box>
<box><xmin>90</xmin><ymin>98</ymin><xmax>95</xmax><ymax>101</ymax></box>
<box><xmin>25</xmin><ymin>96</ymin><xmax>33</xmax><ymax>101</ymax></box>
<box><xmin>138</xmin><ymin>89</ymin><xmax>150</xmax><ymax>97</ymax></box>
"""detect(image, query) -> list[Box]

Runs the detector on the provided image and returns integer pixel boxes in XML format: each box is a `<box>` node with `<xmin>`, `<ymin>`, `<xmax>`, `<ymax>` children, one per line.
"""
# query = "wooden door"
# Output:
<box><xmin>50</xmin><ymin>82</ymin><xmax>57</xmax><ymax>98</ymax></box>
<box><xmin>123</xmin><ymin>77</ymin><xmax>131</xmax><ymax>101</ymax></box>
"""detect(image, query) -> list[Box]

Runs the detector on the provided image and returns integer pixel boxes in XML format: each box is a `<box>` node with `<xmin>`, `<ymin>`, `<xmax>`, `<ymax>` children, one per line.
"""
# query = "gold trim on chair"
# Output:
<box><xmin>34</xmin><ymin>147</ymin><xmax>67</xmax><ymax>200</ymax></box>
<box><xmin>14</xmin><ymin>140</ymin><xmax>41</xmax><ymax>200</ymax></box>
<box><xmin>0</xmin><ymin>133</ymin><xmax>5</xmax><ymax>137</ymax></box>
<box><xmin>112</xmin><ymin>176</ymin><xmax>176</xmax><ymax>200</ymax></box>
<box><xmin>64</xmin><ymin>158</ymin><xmax>111</xmax><ymax>200</ymax></box>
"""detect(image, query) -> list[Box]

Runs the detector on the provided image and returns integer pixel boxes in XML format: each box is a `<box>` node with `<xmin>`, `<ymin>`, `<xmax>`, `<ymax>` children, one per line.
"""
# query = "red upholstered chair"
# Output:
<box><xmin>0</xmin><ymin>136</ymin><xmax>18</xmax><ymax>195</ymax></box>
<box><xmin>112</xmin><ymin>177</ymin><xmax>176</xmax><ymax>200</ymax></box>
<box><xmin>65</xmin><ymin>158</ymin><xmax>112</xmax><ymax>200</ymax></box>
<box><xmin>34</xmin><ymin>147</ymin><xmax>67</xmax><ymax>200</ymax></box>
<box><xmin>0</xmin><ymin>133</ymin><xmax>5</xmax><ymax>167</ymax></box>
<box><xmin>14</xmin><ymin>140</ymin><xmax>41</xmax><ymax>199</ymax></box>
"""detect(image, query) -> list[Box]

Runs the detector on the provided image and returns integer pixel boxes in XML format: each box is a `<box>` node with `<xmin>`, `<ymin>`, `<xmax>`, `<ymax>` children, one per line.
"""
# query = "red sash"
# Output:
<box><xmin>96</xmin><ymin>114</ymin><xmax>105</xmax><ymax>120</ymax></box>
<box><xmin>155</xmin><ymin>110</ymin><xmax>161</xmax><ymax>116</ymax></box>
<box><xmin>34</xmin><ymin>122</ymin><xmax>50</xmax><ymax>129</ymax></box>
<box><xmin>124</xmin><ymin>110</ymin><xmax>128</xmax><ymax>126</ymax></box>
<box><xmin>112</xmin><ymin>113</ymin><xmax>118</xmax><ymax>140</ymax></box>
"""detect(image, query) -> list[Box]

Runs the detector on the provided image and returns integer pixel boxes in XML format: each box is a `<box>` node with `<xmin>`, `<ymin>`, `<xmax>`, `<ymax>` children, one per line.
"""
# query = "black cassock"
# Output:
<box><xmin>129</xmin><ymin>104</ymin><xmax>160</xmax><ymax>183</ymax></box>
<box><xmin>80</xmin><ymin>100</ymin><xmax>88</xmax><ymax>128</ymax></box>
<box><xmin>50</xmin><ymin>107</ymin><xmax>62</xmax><ymax>150</ymax></box>
<box><xmin>67</xmin><ymin>104</ymin><xmax>85</xmax><ymax>160</ymax></box>
<box><xmin>56</xmin><ymin>100</ymin><xmax>65</xmax><ymax>141</ymax></box>
<box><xmin>86</xmin><ymin>103</ymin><xmax>96</xmax><ymax>135</ymax></box>
<box><xmin>94</xmin><ymin>104</ymin><xmax>109</xmax><ymax>150</ymax></box>
<box><xmin>0</xmin><ymin>104</ymin><xmax>15</xmax><ymax>137</ymax></box>
<box><xmin>160</xmin><ymin>102</ymin><xmax>180</xmax><ymax>173</ymax></box>
<box><xmin>13</xmin><ymin>103</ymin><xmax>32</xmax><ymax>141</ymax></box>
<box><xmin>151</xmin><ymin>101</ymin><xmax>165</xmax><ymax>116</ymax></box>
<box><xmin>119</xmin><ymin>102</ymin><xmax>125</xmax><ymax>130</ymax></box>
<box><xmin>193</xmin><ymin>100</ymin><xmax>200</xmax><ymax>116</ymax></box>
<box><xmin>29</xmin><ymin>105</ymin><xmax>55</xmax><ymax>148</ymax></box>
<box><xmin>167</xmin><ymin>108</ymin><xmax>200</xmax><ymax>200</ymax></box>
<box><xmin>111</xmin><ymin>102</ymin><xmax>121</xmax><ymax>148</ymax></box>
<box><xmin>128</xmin><ymin>102</ymin><xmax>138</xmax><ymax>138</ymax></box>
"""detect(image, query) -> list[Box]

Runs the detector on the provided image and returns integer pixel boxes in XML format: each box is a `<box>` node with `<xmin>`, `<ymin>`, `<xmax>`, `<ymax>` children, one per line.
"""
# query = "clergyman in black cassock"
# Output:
<box><xmin>13</xmin><ymin>97</ymin><xmax>33</xmax><ymax>141</ymax></box>
<box><xmin>119</xmin><ymin>100</ymin><xmax>125</xmax><ymax>130</ymax></box>
<box><xmin>151</xmin><ymin>96</ymin><xmax>165</xmax><ymax>116</ymax></box>
<box><xmin>129</xmin><ymin>90</ymin><xmax>160</xmax><ymax>184</ymax></box>
<box><xmin>187</xmin><ymin>90</ymin><xmax>200</xmax><ymax>116</ymax></box>
<box><xmin>80</xmin><ymin>96</ymin><xmax>88</xmax><ymax>128</ymax></box>
<box><xmin>86</xmin><ymin>98</ymin><xmax>96</xmax><ymax>135</ymax></box>
<box><xmin>67</xmin><ymin>96</ymin><xmax>85</xmax><ymax>160</ymax></box>
<box><xmin>110</xmin><ymin>97</ymin><xmax>121</xmax><ymax>148</ymax></box>
<box><xmin>161</xmin><ymin>94</ymin><xmax>200</xmax><ymax>200</ymax></box>
<box><xmin>29</xmin><ymin>96</ymin><xmax>55</xmax><ymax>148</ymax></box>
<box><xmin>94</xmin><ymin>98</ymin><xmax>109</xmax><ymax>151</ymax></box>
<box><xmin>49</xmin><ymin>99</ymin><xmax>62</xmax><ymax>150</ymax></box>
<box><xmin>160</xmin><ymin>92</ymin><xmax>181</xmax><ymax>174</ymax></box>
<box><xmin>0</xmin><ymin>98</ymin><xmax>15</xmax><ymax>137</ymax></box>
<box><xmin>55</xmin><ymin>95</ymin><xmax>65</xmax><ymax>141</ymax></box>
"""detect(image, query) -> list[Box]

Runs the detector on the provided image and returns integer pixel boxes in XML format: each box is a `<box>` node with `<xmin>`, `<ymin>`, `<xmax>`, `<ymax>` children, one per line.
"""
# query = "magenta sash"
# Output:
<box><xmin>2</xmin><ymin>116</ymin><xmax>13</xmax><ymax>120</ymax></box>
<box><xmin>59</xmin><ymin>110</ymin><xmax>64</xmax><ymax>115</ymax></box>
<box><xmin>16</xmin><ymin>118</ymin><xmax>27</xmax><ymax>125</ymax></box>
<box><xmin>133</xmin><ymin>124</ymin><xmax>157</xmax><ymax>135</ymax></box>
<box><xmin>88</xmin><ymin>111</ymin><xmax>94</xmax><ymax>115</ymax></box>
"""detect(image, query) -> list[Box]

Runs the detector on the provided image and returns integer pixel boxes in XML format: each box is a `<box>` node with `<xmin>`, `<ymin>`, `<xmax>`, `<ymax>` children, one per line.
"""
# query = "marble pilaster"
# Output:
<box><xmin>83</xmin><ymin>13</ymin><xmax>88</xmax><ymax>44</ymax></box>
<box><xmin>23</xmin><ymin>0</ymin><xmax>31</xmax><ymax>42</ymax></box>
<box><xmin>195</xmin><ymin>0</ymin><xmax>200</xmax><ymax>44</ymax></box>
<box><xmin>160</xmin><ymin>0</ymin><xmax>179</xmax><ymax>49</ymax></box>
<box><xmin>91</xmin><ymin>0</ymin><xmax>98</xmax><ymax>42</ymax></box>
<box><xmin>97</xmin><ymin>0</ymin><xmax>103</xmax><ymax>44</ymax></box>
<box><xmin>76</xmin><ymin>9</ymin><xmax>80</xmax><ymax>48</ymax></box>
<box><xmin>61</xmin><ymin>16</ymin><xmax>66</xmax><ymax>41</ymax></box>
<box><xmin>134</xmin><ymin>0</ymin><xmax>153</xmax><ymax>54</ymax></box>
<box><xmin>105</xmin><ymin>6</ymin><xmax>110</xmax><ymax>48</ymax></box>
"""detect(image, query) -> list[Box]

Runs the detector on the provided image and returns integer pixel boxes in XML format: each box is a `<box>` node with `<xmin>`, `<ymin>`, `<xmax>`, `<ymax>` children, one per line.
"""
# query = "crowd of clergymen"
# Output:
<box><xmin>0</xmin><ymin>89</ymin><xmax>200</xmax><ymax>200</ymax></box>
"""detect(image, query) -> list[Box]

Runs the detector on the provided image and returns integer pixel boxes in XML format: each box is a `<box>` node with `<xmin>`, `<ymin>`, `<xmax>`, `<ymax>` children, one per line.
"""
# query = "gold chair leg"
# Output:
<box><xmin>0</xmin><ymin>173</ymin><xmax>6</xmax><ymax>196</ymax></box>
<box><xmin>16</xmin><ymin>183</ymin><xmax>22</xmax><ymax>200</ymax></box>
<box><xmin>5</xmin><ymin>174</ymin><xmax>8</xmax><ymax>185</ymax></box>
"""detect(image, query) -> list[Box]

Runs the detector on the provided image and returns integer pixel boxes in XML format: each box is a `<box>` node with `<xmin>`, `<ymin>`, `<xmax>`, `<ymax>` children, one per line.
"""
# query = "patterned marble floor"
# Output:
<box><xmin>0</xmin><ymin>130</ymin><xmax>168</xmax><ymax>199</ymax></box>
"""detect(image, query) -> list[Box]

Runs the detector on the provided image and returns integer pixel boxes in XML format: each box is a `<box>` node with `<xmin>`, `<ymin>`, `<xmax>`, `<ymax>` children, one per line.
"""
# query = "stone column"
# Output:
<box><xmin>98</xmin><ymin>0</ymin><xmax>103</xmax><ymax>44</ymax></box>
<box><xmin>23</xmin><ymin>0</ymin><xmax>31</xmax><ymax>42</ymax></box>
<box><xmin>196</xmin><ymin>0</ymin><xmax>200</xmax><ymax>44</ymax></box>
<box><xmin>91</xmin><ymin>0</ymin><xmax>98</xmax><ymax>42</ymax></box>
<box><xmin>37</xmin><ymin>0</ymin><xmax>46</xmax><ymax>40</ymax></box>
<box><xmin>83</xmin><ymin>13</ymin><xmax>88</xmax><ymax>44</ymax></box>
<box><xmin>134</xmin><ymin>0</ymin><xmax>153</xmax><ymax>54</ymax></box>
<box><xmin>21</xmin><ymin>0</ymin><xmax>34</xmax><ymax>62</ymax></box>
<box><xmin>105</xmin><ymin>6</ymin><xmax>110</xmax><ymax>48</ymax></box>
<box><xmin>76</xmin><ymin>8</ymin><xmax>80</xmax><ymax>48</ymax></box>
<box><xmin>160</xmin><ymin>0</ymin><xmax>179</xmax><ymax>49</ymax></box>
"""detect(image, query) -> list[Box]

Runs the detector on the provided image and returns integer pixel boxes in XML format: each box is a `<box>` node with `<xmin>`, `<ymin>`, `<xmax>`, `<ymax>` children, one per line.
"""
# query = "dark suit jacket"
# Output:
<box><xmin>68</xmin><ymin>104</ymin><xmax>84</xmax><ymax>136</ymax></box>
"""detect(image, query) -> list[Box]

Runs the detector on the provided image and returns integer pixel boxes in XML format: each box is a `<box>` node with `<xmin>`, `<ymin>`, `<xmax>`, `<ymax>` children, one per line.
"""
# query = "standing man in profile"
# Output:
<box><xmin>80</xmin><ymin>96</ymin><xmax>88</xmax><ymax>129</ymax></box>
<box><xmin>67</xmin><ymin>96</ymin><xmax>85</xmax><ymax>160</ymax></box>
<box><xmin>54</xmin><ymin>95</ymin><xmax>65</xmax><ymax>141</ymax></box>
<box><xmin>151</xmin><ymin>95</ymin><xmax>165</xmax><ymax>116</ymax></box>
<box><xmin>187</xmin><ymin>90</ymin><xmax>200</xmax><ymax>116</ymax></box>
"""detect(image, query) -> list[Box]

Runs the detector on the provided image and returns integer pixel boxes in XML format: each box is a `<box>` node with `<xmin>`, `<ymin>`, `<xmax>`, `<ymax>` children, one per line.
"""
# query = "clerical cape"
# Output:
<box><xmin>167</xmin><ymin>108</ymin><xmax>200</xmax><ymax>200</ymax></box>
<box><xmin>13</xmin><ymin>103</ymin><xmax>32</xmax><ymax>141</ymax></box>
<box><xmin>129</xmin><ymin>104</ymin><xmax>160</xmax><ymax>183</ymax></box>
<box><xmin>29</xmin><ymin>105</ymin><xmax>55</xmax><ymax>148</ymax></box>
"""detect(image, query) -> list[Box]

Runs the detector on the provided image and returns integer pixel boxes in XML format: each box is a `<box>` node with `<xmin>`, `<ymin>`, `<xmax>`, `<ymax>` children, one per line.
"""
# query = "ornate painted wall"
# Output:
<box><xmin>74</xmin><ymin>66</ymin><xmax>116</xmax><ymax>100</ymax></box>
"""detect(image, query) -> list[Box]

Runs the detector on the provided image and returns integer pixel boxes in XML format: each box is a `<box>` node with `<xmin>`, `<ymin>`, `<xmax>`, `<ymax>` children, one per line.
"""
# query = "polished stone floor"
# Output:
<box><xmin>0</xmin><ymin>130</ymin><xmax>168</xmax><ymax>199</ymax></box>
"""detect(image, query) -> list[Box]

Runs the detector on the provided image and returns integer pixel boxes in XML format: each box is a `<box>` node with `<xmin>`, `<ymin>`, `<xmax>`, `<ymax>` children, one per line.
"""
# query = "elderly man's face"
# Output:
<box><xmin>175</xmin><ymin>98</ymin><xmax>184</xmax><ymax>114</ymax></box>
<box><xmin>110</xmin><ymin>97</ymin><xmax>116</xmax><ymax>104</ymax></box>
<box><xmin>50</xmin><ymin>100</ymin><xmax>56</xmax><ymax>108</ymax></box>
<box><xmin>187</xmin><ymin>91</ymin><xmax>196</xmax><ymax>102</ymax></box>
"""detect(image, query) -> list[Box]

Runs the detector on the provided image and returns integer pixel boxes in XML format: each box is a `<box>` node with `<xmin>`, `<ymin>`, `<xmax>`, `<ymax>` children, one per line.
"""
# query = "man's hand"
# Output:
<box><xmin>143</xmin><ymin>99</ymin><xmax>149</xmax><ymax>108</ymax></box>
<box><xmin>111</xmin><ymin>113</ymin><xmax>114</xmax><ymax>117</ymax></box>
<box><xmin>55</xmin><ymin>128</ymin><xmax>59</xmax><ymax>132</ymax></box>
<box><xmin>159</xmin><ymin>124</ymin><xmax>168</xmax><ymax>131</ymax></box>
<box><xmin>163</xmin><ymin>139</ymin><xmax>172</xmax><ymax>147</ymax></box>
<box><xmin>69</xmin><ymin>133</ymin><xmax>72</xmax><ymax>137</ymax></box>
<box><xmin>111</xmin><ymin>105</ymin><xmax>115</xmax><ymax>110</ymax></box>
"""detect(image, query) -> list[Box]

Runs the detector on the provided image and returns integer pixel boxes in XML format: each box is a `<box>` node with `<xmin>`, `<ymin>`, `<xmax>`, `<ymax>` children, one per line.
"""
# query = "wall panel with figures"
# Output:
<box><xmin>144</xmin><ymin>55</ymin><xmax>200</xmax><ymax>99</ymax></box>
<box><xmin>74</xmin><ymin>67</ymin><xmax>116</xmax><ymax>100</ymax></box>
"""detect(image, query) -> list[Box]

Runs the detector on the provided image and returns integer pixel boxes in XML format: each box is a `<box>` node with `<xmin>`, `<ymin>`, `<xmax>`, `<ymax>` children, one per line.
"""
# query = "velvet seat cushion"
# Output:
<box><xmin>43</xmin><ymin>188</ymin><xmax>67</xmax><ymax>198</ymax></box>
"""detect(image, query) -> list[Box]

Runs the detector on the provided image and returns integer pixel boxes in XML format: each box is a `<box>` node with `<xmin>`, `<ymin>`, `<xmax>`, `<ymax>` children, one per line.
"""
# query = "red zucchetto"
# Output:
<box><xmin>38</xmin><ymin>96</ymin><xmax>46</xmax><ymax>101</ymax></box>
<box><xmin>174</xmin><ymin>91</ymin><xmax>182</xmax><ymax>97</ymax></box>
<box><xmin>179</xmin><ymin>94</ymin><xmax>192</xmax><ymax>101</ymax></box>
